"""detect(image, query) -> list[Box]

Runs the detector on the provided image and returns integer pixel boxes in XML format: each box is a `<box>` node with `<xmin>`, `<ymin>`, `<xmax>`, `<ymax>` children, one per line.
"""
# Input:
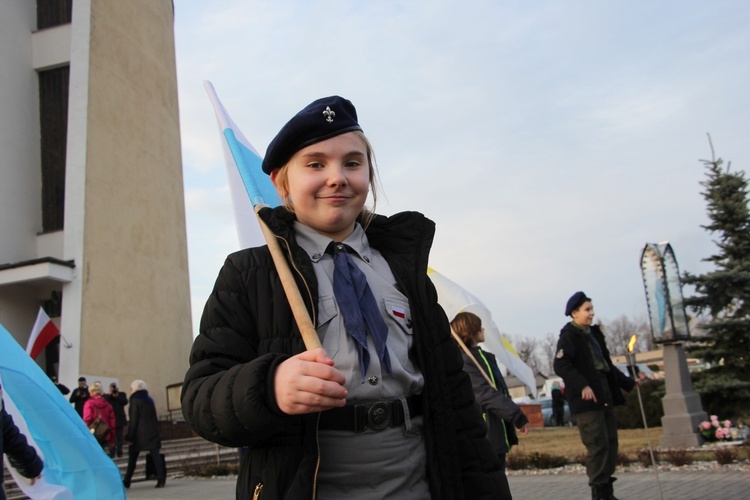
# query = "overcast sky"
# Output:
<box><xmin>173</xmin><ymin>1</ymin><xmax>750</xmax><ymax>342</ymax></box>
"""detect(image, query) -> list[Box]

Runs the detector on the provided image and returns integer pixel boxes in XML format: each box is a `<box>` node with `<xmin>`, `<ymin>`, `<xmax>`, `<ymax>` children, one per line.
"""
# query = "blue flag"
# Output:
<box><xmin>0</xmin><ymin>324</ymin><xmax>125</xmax><ymax>499</ymax></box>
<box><xmin>204</xmin><ymin>81</ymin><xmax>280</xmax><ymax>250</ymax></box>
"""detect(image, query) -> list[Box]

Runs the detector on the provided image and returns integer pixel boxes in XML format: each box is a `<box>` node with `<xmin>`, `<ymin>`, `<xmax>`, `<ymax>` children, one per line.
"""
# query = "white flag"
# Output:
<box><xmin>427</xmin><ymin>268</ymin><xmax>538</xmax><ymax>398</ymax></box>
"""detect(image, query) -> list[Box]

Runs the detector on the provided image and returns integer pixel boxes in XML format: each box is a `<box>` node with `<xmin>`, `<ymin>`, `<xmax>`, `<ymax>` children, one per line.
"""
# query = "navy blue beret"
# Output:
<box><xmin>261</xmin><ymin>96</ymin><xmax>363</xmax><ymax>174</ymax></box>
<box><xmin>565</xmin><ymin>291</ymin><xmax>591</xmax><ymax>316</ymax></box>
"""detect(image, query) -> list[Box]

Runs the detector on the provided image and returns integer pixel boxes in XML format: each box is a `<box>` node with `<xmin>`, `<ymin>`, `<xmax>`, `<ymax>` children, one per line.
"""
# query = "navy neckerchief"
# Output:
<box><xmin>327</xmin><ymin>242</ymin><xmax>391</xmax><ymax>381</ymax></box>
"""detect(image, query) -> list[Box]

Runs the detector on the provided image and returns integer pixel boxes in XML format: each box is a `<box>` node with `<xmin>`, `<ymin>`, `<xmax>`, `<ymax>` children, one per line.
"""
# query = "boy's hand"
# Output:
<box><xmin>581</xmin><ymin>386</ymin><xmax>597</xmax><ymax>403</ymax></box>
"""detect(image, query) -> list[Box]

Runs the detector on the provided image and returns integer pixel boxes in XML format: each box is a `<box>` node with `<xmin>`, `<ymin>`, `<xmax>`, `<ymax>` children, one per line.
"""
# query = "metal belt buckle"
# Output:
<box><xmin>367</xmin><ymin>401</ymin><xmax>391</xmax><ymax>431</ymax></box>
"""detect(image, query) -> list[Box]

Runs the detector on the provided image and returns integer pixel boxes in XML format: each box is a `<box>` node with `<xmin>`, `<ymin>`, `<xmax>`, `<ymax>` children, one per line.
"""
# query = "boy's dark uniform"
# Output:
<box><xmin>554</xmin><ymin>321</ymin><xmax>634</xmax><ymax>498</ymax></box>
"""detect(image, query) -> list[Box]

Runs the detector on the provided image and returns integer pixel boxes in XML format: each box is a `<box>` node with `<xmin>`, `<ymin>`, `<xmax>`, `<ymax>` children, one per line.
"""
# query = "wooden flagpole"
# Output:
<box><xmin>256</xmin><ymin>206</ymin><xmax>321</xmax><ymax>350</ymax></box>
<box><xmin>451</xmin><ymin>329</ymin><xmax>496</xmax><ymax>390</ymax></box>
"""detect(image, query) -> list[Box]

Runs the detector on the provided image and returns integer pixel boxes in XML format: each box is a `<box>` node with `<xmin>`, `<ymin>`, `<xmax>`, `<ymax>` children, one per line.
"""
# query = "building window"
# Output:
<box><xmin>39</xmin><ymin>66</ymin><xmax>69</xmax><ymax>233</ymax></box>
<box><xmin>37</xmin><ymin>0</ymin><xmax>73</xmax><ymax>30</ymax></box>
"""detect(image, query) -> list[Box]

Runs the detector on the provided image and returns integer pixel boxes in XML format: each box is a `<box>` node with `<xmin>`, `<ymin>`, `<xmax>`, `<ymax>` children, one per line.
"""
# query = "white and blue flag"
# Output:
<box><xmin>0</xmin><ymin>324</ymin><xmax>125</xmax><ymax>499</ymax></box>
<box><xmin>204</xmin><ymin>81</ymin><xmax>280</xmax><ymax>249</ymax></box>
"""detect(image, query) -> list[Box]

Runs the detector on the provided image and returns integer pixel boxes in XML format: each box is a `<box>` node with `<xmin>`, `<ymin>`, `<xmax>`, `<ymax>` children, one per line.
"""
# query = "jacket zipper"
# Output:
<box><xmin>277</xmin><ymin>234</ymin><xmax>317</xmax><ymax>327</ymax></box>
<box><xmin>312</xmin><ymin>412</ymin><xmax>321</xmax><ymax>499</ymax></box>
<box><xmin>276</xmin><ymin>230</ymin><xmax>321</xmax><ymax>499</ymax></box>
<box><xmin>252</xmin><ymin>482</ymin><xmax>263</xmax><ymax>500</ymax></box>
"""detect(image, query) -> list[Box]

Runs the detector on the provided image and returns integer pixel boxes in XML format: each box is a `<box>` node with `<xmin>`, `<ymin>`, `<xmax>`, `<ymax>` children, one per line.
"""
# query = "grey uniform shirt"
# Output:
<box><xmin>295</xmin><ymin>222</ymin><xmax>429</xmax><ymax>499</ymax></box>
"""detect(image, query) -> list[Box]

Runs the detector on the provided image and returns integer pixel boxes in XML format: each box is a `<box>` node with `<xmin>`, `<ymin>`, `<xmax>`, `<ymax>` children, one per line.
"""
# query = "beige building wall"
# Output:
<box><xmin>60</xmin><ymin>0</ymin><xmax>191</xmax><ymax>413</ymax></box>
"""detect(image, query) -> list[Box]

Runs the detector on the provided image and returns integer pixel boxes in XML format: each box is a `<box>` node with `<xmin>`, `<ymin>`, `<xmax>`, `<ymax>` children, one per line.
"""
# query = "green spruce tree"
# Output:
<box><xmin>682</xmin><ymin>136</ymin><xmax>750</xmax><ymax>418</ymax></box>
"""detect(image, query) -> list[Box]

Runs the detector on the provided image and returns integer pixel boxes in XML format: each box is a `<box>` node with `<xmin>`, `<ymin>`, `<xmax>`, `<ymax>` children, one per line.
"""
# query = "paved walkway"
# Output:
<box><xmin>509</xmin><ymin>470</ymin><xmax>749</xmax><ymax>499</ymax></box>
<box><xmin>124</xmin><ymin>469</ymin><xmax>749</xmax><ymax>499</ymax></box>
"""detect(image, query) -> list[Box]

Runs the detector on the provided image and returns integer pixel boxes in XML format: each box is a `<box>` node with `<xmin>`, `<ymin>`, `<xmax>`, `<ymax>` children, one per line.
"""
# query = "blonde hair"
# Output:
<box><xmin>272</xmin><ymin>131</ymin><xmax>381</xmax><ymax>230</ymax></box>
<box><xmin>89</xmin><ymin>381</ymin><xmax>103</xmax><ymax>395</ymax></box>
<box><xmin>450</xmin><ymin>312</ymin><xmax>483</xmax><ymax>348</ymax></box>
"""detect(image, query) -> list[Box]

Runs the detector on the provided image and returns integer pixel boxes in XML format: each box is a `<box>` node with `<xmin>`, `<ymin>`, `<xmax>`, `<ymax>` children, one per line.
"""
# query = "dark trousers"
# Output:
<box><xmin>109</xmin><ymin>426</ymin><xmax>124</xmax><ymax>457</ymax></box>
<box><xmin>496</xmin><ymin>453</ymin><xmax>513</xmax><ymax>499</ymax></box>
<box><xmin>576</xmin><ymin>408</ymin><xmax>618</xmax><ymax>487</ymax></box>
<box><xmin>553</xmin><ymin>407</ymin><xmax>564</xmax><ymax>426</ymax></box>
<box><xmin>123</xmin><ymin>446</ymin><xmax>165</xmax><ymax>484</ymax></box>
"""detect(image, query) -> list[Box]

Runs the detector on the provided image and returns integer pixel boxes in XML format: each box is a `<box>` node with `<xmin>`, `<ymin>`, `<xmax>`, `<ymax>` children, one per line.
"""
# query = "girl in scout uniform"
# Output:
<box><xmin>182</xmin><ymin>96</ymin><xmax>505</xmax><ymax>499</ymax></box>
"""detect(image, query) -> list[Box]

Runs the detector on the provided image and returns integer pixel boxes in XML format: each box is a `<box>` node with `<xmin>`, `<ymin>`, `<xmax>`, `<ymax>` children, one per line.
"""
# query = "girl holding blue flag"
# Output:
<box><xmin>182</xmin><ymin>96</ymin><xmax>505</xmax><ymax>499</ymax></box>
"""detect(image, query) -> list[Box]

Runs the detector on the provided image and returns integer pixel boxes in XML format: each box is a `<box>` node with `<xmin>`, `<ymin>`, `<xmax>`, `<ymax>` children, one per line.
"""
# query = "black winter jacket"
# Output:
<box><xmin>104</xmin><ymin>390</ymin><xmax>128</xmax><ymax>427</ymax></box>
<box><xmin>1</xmin><ymin>406</ymin><xmax>43</xmax><ymax>499</ymax></box>
<box><xmin>461</xmin><ymin>347</ymin><xmax>528</xmax><ymax>455</ymax></box>
<box><xmin>126</xmin><ymin>391</ymin><xmax>161</xmax><ymax>451</ymax></box>
<box><xmin>182</xmin><ymin>207</ymin><xmax>504</xmax><ymax>499</ymax></box>
<box><xmin>553</xmin><ymin>323</ymin><xmax>635</xmax><ymax>414</ymax></box>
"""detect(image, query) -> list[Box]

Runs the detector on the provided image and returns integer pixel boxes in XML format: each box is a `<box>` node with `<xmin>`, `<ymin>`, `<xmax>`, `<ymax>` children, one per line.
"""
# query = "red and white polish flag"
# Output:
<box><xmin>25</xmin><ymin>307</ymin><xmax>60</xmax><ymax>360</ymax></box>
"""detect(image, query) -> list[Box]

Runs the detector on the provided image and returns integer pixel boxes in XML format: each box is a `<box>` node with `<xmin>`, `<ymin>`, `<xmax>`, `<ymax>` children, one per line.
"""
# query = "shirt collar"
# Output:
<box><xmin>294</xmin><ymin>222</ymin><xmax>372</xmax><ymax>264</ymax></box>
<box><xmin>570</xmin><ymin>321</ymin><xmax>591</xmax><ymax>334</ymax></box>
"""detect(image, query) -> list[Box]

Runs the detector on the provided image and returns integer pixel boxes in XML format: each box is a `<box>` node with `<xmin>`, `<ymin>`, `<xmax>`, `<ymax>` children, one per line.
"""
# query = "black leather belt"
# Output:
<box><xmin>318</xmin><ymin>395</ymin><xmax>423</xmax><ymax>433</ymax></box>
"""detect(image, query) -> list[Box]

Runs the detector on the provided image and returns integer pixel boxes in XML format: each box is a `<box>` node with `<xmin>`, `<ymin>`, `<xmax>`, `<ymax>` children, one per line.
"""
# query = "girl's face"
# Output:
<box><xmin>571</xmin><ymin>301</ymin><xmax>595</xmax><ymax>327</ymax></box>
<box><xmin>473</xmin><ymin>326</ymin><xmax>485</xmax><ymax>345</ymax></box>
<box><xmin>271</xmin><ymin>132</ymin><xmax>370</xmax><ymax>241</ymax></box>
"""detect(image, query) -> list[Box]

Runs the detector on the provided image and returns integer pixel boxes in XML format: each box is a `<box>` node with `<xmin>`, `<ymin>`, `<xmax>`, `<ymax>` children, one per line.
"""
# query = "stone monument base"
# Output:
<box><xmin>658</xmin><ymin>343</ymin><xmax>707</xmax><ymax>449</ymax></box>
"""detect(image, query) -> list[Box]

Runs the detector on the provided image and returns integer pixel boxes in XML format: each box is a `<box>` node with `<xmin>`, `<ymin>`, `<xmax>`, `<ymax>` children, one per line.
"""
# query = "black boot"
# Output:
<box><xmin>155</xmin><ymin>477</ymin><xmax>166</xmax><ymax>488</ymax></box>
<box><xmin>591</xmin><ymin>485</ymin><xmax>608</xmax><ymax>500</ymax></box>
<box><xmin>607</xmin><ymin>478</ymin><xmax>619</xmax><ymax>500</ymax></box>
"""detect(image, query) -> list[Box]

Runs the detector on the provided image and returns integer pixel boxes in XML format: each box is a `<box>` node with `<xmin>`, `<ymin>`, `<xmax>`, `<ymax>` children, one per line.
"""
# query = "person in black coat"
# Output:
<box><xmin>123</xmin><ymin>380</ymin><xmax>165</xmax><ymax>489</ymax></box>
<box><xmin>104</xmin><ymin>382</ymin><xmax>128</xmax><ymax>458</ymax></box>
<box><xmin>51</xmin><ymin>376</ymin><xmax>69</xmax><ymax>396</ymax></box>
<box><xmin>451</xmin><ymin>312</ymin><xmax>529</xmax><ymax>499</ymax></box>
<box><xmin>551</xmin><ymin>383</ymin><xmax>565</xmax><ymax>426</ymax></box>
<box><xmin>1</xmin><ymin>385</ymin><xmax>43</xmax><ymax>500</ymax></box>
<box><xmin>182</xmin><ymin>96</ymin><xmax>504</xmax><ymax>499</ymax></box>
<box><xmin>553</xmin><ymin>292</ymin><xmax>636</xmax><ymax>500</ymax></box>
<box><xmin>68</xmin><ymin>377</ymin><xmax>89</xmax><ymax>417</ymax></box>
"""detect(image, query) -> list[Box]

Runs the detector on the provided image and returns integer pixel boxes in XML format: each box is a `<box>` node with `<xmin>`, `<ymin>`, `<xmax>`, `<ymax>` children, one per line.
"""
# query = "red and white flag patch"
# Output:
<box><xmin>391</xmin><ymin>306</ymin><xmax>406</xmax><ymax>319</ymax></box>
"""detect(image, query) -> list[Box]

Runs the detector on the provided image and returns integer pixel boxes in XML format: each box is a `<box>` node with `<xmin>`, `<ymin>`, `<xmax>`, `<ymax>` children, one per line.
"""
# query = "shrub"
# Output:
<box><xmin>614</xmin><ymin>379</ymin><xmax>665</xmax><ymax>429</ymax></box>
<box><xmin>715</xmin><ymin>447</ymin><xmax>738</xmax><ymax>465</ymax></box>
<box><xmin>663</xmin><ymin>448</ymin><xmax>693</xmax><ymax>466</ymax></box>
<box><xmin>616</xmin><ymin>452</ymin><xmax>632</xmax><ymax>467</ymax></box>
<box><xmin>526</xmin><ymin>451</ymin><xmax>568</xmax><ymax>469</ymax></box>
<box><xmin>573</xmin><ymin>452</ymin><xmax>587</xmax><ymax>465</ymax></box>
<box><xmin>637</xmin><ymin>448</ymin><xmax>658</xmax><ymax>467</ymax></box>
<box><xmin>179</xmin><ymin>459</ymin><xmax>202</xmax><ymax>477</ymax></box>
<box><xmin>193</xmin><ymin>463</ymin><xmax>239</xmax><ymax>477</ymax></box>
<box><xmin>506</xmin><ymin>451</ymin><xmax>530</xmax><ymax>470</ymax></box>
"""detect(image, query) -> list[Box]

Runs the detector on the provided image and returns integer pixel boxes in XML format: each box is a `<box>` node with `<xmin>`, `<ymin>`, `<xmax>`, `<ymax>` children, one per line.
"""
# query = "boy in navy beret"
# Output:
<box><xmin>554</xmin><ymin>292</ymin><xmax>636</xmax><ymax>500</ymax></box>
